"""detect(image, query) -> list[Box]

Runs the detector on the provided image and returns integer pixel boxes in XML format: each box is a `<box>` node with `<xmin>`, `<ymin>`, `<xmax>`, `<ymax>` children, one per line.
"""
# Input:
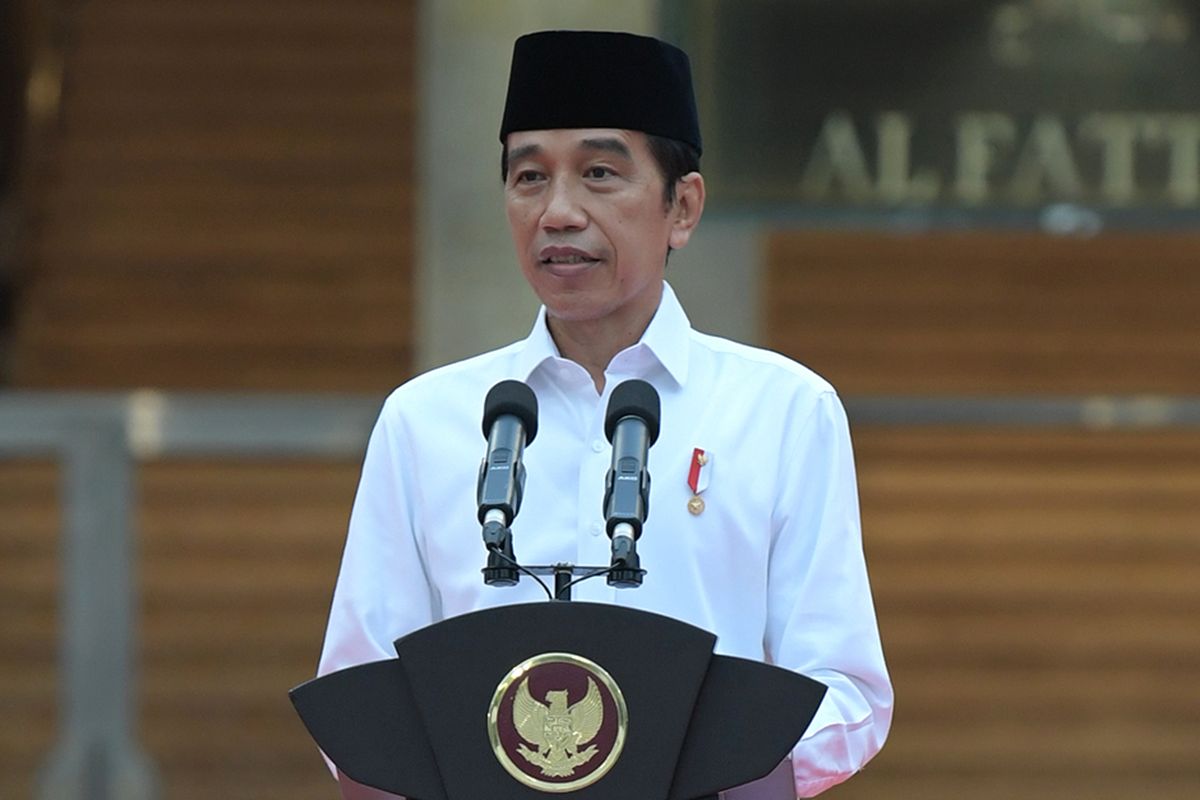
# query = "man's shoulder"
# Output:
<box><xmin>688</xmin><ymin>328</ymin><xmax>837</xmax><ymax>397</ymax></box>
<box><xmin>379</xmin><ymin>340</ymin><xmax>528</xmax><ymax>420</ymax></box>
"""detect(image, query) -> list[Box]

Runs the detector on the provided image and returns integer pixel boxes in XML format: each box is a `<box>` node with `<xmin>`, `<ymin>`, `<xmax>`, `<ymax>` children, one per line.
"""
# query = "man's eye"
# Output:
<box><xmin>515</xmin><ymin>170</ymin><xmax>544</xmax><ymax>183</ymax></box>
<box><xmin>585</xmin><ymin>166</ymin><xmax>613</xmax><ymax>179</ymax></box>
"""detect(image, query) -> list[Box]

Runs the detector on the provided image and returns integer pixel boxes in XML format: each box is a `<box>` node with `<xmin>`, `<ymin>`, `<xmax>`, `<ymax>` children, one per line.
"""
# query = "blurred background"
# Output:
<box><xmin>1</xmin><ymin>0</ymin><xmax>1198</xmax><ymax>798</ymax></box>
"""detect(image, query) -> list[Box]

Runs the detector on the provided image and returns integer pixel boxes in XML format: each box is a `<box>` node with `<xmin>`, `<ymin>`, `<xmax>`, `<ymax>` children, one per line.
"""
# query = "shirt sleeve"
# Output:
<box><xmin>315</xmin><ymin>397</ymin><xmax>439</xmax><ymax>786</ymax></box>
<box><xmin>766</xmin><ymin>390</ymin><xmax>893</xmax><ymax>797</ymax></box>
<box><xmin>318</xmin><ymin>395</ymin><xmax>439</xmax><ymax>677</ymax></box>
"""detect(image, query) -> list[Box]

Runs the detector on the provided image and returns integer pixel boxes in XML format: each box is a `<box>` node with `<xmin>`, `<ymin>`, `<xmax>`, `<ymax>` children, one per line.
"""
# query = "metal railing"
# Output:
<box><xmin>3</xmin><ymin>390</ymin><xmax>1200</xmax><ymax>800</ymax></box>
<box><xmin>1</xmin><ymin>391</ymin><xmax>381</xmax><ymax>800</ymax></box>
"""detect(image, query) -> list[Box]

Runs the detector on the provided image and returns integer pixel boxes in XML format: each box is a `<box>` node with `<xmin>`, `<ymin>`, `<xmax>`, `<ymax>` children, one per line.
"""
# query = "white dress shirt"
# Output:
<box><xmin>319</xmin><ymin>282</ymin><xmax>892</xmax><ymax>797</ymax></box>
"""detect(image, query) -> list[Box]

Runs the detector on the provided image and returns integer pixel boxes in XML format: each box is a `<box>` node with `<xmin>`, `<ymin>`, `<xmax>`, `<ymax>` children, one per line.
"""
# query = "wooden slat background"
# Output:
<box><xmin>139</xmin><ymin>459</ymin><xmax>360</xmax><ymax>800</ymax></box>
<box><xmin>0</xmin><ymin>459</ymin><xmax>358</xmax><ymax>800</ymax></box>
<box><xmin>7</xmin><ymin>431</ymin><xmax>1196</xmax><ymax>800</ymax></box>
<box><xmin>10</xmin><ymin>0</ymin><xmax>416</xmax><ymax>391</ymax></box>
<box><xmin>833</xmin><ymin>427</ymin><xmax>1200</xmax><ymax>800</ymax></box>
<box><xmin>765</xmin><ymin>231</ymin><xmax>1200</xmax><ymax>395</ymax></box>
<box><xmin>2</xmin><ymin>0</ymin><xmax>417</xmax><ymax>797</ymax></box>
<box><xmin>0</xmin><ymin>461</ymin><xmax>59</xmax><ymax>800</ymax></box>
<box><xmin>4</xmin><ymin>3</ymin><xmax>1200</xmax><ymax>797</ymax></box>
<box><xmin>767</xmin><ymin>231</ymin><xmax>1200</xmax><ymax>798</ymax></box>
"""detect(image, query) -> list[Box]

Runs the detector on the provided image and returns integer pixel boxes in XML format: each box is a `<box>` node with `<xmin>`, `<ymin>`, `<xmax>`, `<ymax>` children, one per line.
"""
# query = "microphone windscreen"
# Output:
<box><xmin>604</xmin><ymin>379</ymin><xmax>661</xmax><ymax>445</ymax></box>
<box><xmin>482</xmin><ymin>380</ymin><xmax>539</xmax><ymax>444</ymax></box>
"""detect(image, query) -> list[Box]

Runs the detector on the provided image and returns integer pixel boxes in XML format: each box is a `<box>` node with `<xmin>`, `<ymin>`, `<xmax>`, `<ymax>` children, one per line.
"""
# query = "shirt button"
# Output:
<box><xmin>591</xmin><ymin>439</ymin><xmax>604</xmax><ymax>453</ymax></box>
<box><xmin>590</xmin><ymin>522</ymin><xmax>603</xmax><ymax>537</ymax></box>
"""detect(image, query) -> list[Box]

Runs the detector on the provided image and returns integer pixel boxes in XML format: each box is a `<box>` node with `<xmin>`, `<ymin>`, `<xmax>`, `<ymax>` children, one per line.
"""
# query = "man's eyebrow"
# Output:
<box><xmin>506</xmin><ymin>143</ymin><xmax>542</xmax><ymax>167</ymax></box>
<box><xmin>580</xmin><ymin>137</ymin><xmax>633</xmax><ymax>159</ymax></box>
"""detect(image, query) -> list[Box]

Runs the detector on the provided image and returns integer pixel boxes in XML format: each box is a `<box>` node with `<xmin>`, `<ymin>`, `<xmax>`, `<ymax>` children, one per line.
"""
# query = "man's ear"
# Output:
<box><xmin>668</xmin><ymin>172</ymin><xmax>706</xmax><ymax>251</ymax></box>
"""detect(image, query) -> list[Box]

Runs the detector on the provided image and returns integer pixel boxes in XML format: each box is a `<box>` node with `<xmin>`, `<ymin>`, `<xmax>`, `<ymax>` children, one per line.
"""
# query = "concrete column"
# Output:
<box><xmin>669</xmin><ymin>216</ymin><xmax>764</xmax><ymax>347</ymax></box>
<box><xmin>37</xmin><ymin>414</ymin><xmax>157</xmax><ymax>800</ymax></box>
<box><xmin>416</xmin><ymin>1</ymin><xmax>658</xmax><ymax>371</ymax></box>
<box><xmin>416</xmin><ymin>1</ymin><xmax>763</xmax><ymax>371</ymax></box>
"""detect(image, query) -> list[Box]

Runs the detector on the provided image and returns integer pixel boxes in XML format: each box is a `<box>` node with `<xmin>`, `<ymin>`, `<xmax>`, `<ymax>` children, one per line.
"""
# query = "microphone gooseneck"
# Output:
<box><xmin>477</xmin><ymin>380</ymin><xmax>538</xmax><ymax>586</ymax></box>
<box><xmin>602</xmin><ymin>379</ymin><xmax>660</xmax><ymax>587</ymax></box>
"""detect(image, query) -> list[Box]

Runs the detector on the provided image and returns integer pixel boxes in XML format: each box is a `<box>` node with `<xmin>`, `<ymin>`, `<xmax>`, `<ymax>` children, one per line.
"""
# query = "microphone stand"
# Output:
<box><xmin>480</xmin><ymin>511</ymin><xmax>519</xmax><ymax>586</ymax></box>
<box><xmin>478</xmin><ymin>378</ymin><xmax>655</xmax><ymax>600</ymax></box>
<box><xmin>481</xmin><ymin>553</ymin><xmax>640</xmax><ymax>602</ymax></box>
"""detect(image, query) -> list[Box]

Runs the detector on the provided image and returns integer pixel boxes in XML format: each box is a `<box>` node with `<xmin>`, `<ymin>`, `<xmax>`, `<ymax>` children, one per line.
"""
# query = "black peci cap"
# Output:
<box><xmin>499</xmin><ymin>30</ymin><xmax>702</xmax><ymax>154</ymax></box>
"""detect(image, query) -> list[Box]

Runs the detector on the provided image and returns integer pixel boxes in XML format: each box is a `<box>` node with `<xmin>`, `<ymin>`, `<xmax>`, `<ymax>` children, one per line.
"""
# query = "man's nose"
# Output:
<box><xmin>540</xmin><ymin>179</ymin><xmax>587</xmax><ymax>231</ymax></box>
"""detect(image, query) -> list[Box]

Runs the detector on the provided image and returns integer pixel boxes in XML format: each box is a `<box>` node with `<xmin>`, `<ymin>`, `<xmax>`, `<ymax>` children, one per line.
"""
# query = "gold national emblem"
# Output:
<box><xmin>487</xmin><ymin>652</ymin><xmax>628</xmax><ymax>792</ymax></box>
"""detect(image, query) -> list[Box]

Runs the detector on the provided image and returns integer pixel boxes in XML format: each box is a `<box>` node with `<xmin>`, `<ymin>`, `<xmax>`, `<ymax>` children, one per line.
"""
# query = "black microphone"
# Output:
<box><xmin>477</xmin><ymin>380</ymin><xmax>538</xmax><ymax>586</ymax></box>
<box><xmin>602</xmin><ymin>379</ymin><xmax>660</xmax><ymax>587</ymax></box>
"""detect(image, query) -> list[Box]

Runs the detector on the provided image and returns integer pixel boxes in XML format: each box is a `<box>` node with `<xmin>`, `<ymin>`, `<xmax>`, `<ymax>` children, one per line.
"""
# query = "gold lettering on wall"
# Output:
<box><xmin>799</xmin><ymin>111</ymin><xmax>873</xmax><ymax>202</ymax></box>
<box><xmin>1080</xmin><ymin>113</ymin><xmax>1141</xmax><ymax>205</ymax></box>
<box><xmin>955</xmin><ymin>113</ymin><xmax>1017</xmax><ymax>205</ymax></box>
<box><xmin>876</xmin><ymin>112</ymin><xmax>940</xmax><ymax>204</ymax></box>
<box><xmin>1148</xmin><ymin>115</ymin><xmax>1200</xmax><ymax>205</ymax></box>
<box><xmin>1009</xmin><ymin>116</ymin><xmax>1084</xmax><ymax>203</ymax></box>
<box><xmin>797</xmin><ymin>109</ymin><xmax>1200</xmax><ymax>207</ymax></box>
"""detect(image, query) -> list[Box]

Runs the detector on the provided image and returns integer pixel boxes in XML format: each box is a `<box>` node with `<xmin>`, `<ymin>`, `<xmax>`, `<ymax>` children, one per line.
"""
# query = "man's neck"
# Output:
<box><xmin>546</xmin><ymin>304</ymin><xmax>658</xmax><ymax>394</ymax></box>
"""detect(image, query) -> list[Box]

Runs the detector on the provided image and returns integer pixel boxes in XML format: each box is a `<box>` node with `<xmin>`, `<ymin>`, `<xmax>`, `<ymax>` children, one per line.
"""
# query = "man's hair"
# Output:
<box><xmin>645</xmin><ymin>135</ymin><xmax>702</xmax><ymax>206</ymax></box>
<box><xmin>501</xmin><ymin>133</ymin><xmax>701</xmax><ymax>207</ymax></box>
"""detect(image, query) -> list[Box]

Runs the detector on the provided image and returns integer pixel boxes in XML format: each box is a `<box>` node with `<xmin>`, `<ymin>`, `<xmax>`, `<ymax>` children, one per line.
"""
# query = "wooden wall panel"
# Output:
<box><xmin>4</xmin><ymin>0</ymin><xmax>418</xmax><ymax>795</ymax></box>
<box><xmin>766</xmin><ymin>232</ymin><xmax>1200</xmax><ymax>395</ymax></box>
<box><xmin>138</xmin><ymin>459</ymin><xmax>360</xmax><ymax>800</ymax></box>
<box><xmin>7</xmin><ymin>429</ymin><xmax>1198</xmax><ymax>800</ymax></box>
<box><xmin>12</xmin><ymin>0</ymin><xmax>417</xmax><ymax>391</ymax></box>
<box><xmin>766</xmin><ymin>230</ymin><xmax>1200</xmax><ymax>797</ymax></box>
<box><xmin>0</xmin><ymin>461</ymin><xmax>59</xmax><ymax>800</ymax></box>
<box><xmin>0</xmin><ymin>457</ymin><xmax>360</xmax><ymax>799</ymax></box>
<box><xmin>827</xmin><ymin>428</ymin><xmax>1200</xmax><ymax>800</ymax></box>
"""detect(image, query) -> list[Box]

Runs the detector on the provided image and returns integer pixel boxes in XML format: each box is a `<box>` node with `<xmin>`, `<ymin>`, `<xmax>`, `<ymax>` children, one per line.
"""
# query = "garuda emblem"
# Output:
<box><xmin>488</xmin><ymin>652</ymin><xmax>628</xmax><ymax>792</ymax></box>
<box><xmin>513</xmin><ymin>676</ymin><xmax>603</xmax><ymax>777</ymax></box>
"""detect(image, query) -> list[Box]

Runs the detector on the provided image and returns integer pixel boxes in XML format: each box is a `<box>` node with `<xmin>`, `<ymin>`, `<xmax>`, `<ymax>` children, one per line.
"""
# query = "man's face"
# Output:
<box><xmin>503</xmin><ymin>128</ymin><xmax>699</xmax><ymax>331</ymax></box>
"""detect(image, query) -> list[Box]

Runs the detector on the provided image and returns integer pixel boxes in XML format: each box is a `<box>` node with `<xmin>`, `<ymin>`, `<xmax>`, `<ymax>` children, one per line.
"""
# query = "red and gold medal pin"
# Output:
<box><xmin>686</xmin><ymin>448</ymin><xmax>711</xmax><ymax>515</ymax></box>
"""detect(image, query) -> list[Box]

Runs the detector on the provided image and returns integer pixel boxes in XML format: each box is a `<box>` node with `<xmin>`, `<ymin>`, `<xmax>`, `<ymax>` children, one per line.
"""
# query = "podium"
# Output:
<box><xmin>291</xmin><ymin>601</ymin><xmax>826</xmax><ymax>800</ymax></box>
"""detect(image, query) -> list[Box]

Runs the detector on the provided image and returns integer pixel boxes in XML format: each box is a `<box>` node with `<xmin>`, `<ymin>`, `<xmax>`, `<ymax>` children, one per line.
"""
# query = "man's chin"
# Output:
<box><xmin>540</xmin><ymin>259</ymin><xmax>603</xmax><ymax>280</ymax></box>
<box><xmin>541</xmin><ymin>294</ymin><xmax>613</xmax><ymax>326</ymax></box>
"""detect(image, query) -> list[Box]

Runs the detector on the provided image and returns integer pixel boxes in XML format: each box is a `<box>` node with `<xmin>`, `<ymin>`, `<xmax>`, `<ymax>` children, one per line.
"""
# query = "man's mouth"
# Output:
<box><xmin>539</xmin><ymin>246</ymin><xmax>600</xmax><ymax>274</ymax></box>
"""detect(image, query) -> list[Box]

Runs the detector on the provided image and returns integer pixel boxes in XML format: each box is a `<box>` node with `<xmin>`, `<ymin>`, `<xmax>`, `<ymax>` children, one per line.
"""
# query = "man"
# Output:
<box><xmin>319</xmin><ymin>30</ymin><xmax>892</xmax><ymax>799</ymax></box>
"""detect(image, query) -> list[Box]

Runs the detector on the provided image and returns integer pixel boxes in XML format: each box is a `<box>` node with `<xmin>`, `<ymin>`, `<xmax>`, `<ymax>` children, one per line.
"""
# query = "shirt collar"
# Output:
<box><xmin>512</xmin><ymin>281</ymin><xmax>692</xmax><ymax>387</ymax></box>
